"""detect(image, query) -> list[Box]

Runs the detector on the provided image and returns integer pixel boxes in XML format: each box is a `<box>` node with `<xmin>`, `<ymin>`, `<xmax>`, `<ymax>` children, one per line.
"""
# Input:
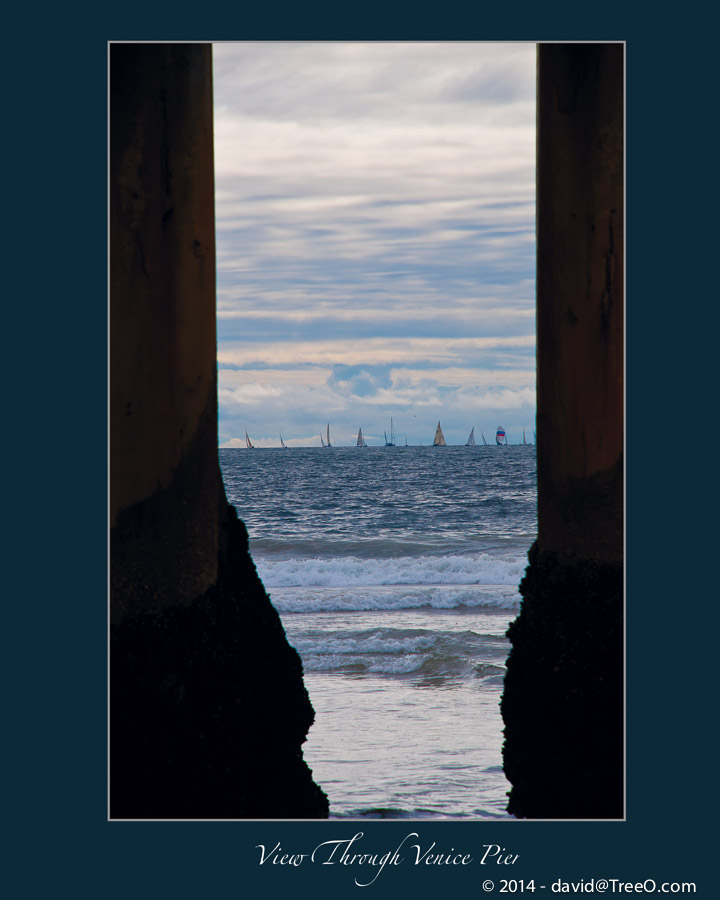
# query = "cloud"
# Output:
<box><xmin>217</xmin><ymin>360</ymin><xmax>536</xmax><ymax>449</ymax></box>
<box><xmin>213</xmin><ymin>42</ymin><xmax>535</xmax><ymax>125</ymax></box>
<box><xmin>218</xmin><ymin>335</ymin><xmax>535</xmax><ymax>368</ymax></box>
<box><xmin>212</xmin><ymin>42</ymin><xmax>537</xmax><ymax>445</ymax></box>
<box><xmin>327</xmin><ymin>364</ymin><xmax>394</xmax><ymax>398</ymax></box>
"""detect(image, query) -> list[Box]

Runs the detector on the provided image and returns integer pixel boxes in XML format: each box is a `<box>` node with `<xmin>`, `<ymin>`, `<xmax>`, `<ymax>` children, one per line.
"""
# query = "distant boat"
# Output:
<box><xmin>522</xmin><ymin>428</ymin><xmax>527</xmax><ymax>445</ymax></box>
<box><xmin>320</xmin><ymin>432</ymin><xmax>325</xmax><ymax>447</ymax></box>
<box><xmin>326</xmin><ymin>423</ymin><xmax>332</xmax><ymax>448</ymax></box>
<box><xmin>357</xmin><ymin>427</ymin><xmax>367</xmax><ymax>447</ymax></box>
<box><xmin>384</xmin><ymin>418</ymin><xmax>396</xmax><ymax>447</ymax></box>
<box><xmin>496</xmin><ymin>426</ymin><xmax>507</xmax><ymax>445</ymax></box>
<box><xmin>481</xmin><ymin>430</ymin><xmax>488</xmax><ymax>446</ymax></box>
<box><xmin>433</xmin><ymin>421</ymin><xmax>446</xmax><ymax>446</ymax></box>
<box><xmin>465</xmin><ymin>427</ymin><xmax>476</xmax><ymax>447</ymax></box>
<box><xmin>245</xmin><ymin>430</ymin><xmax>254</xmax><ymax>449</ymax></box>
<box><xmin>280</xmin><ymin>434</ymin><xmax>287</xmax><ymax>449</ymax></box>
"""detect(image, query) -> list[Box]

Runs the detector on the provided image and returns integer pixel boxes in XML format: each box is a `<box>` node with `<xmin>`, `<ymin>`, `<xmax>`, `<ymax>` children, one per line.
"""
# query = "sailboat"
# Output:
<box><xmin>481</xmin><ymin>430</ymin><xmax>488</xmax><ymax>446</ymax></box>
<box><xmin>321</xmin><ymin>423</ymin><xmax>332</xmax><ymax>448</ymax></box>
<box><xmin>384</xmin><ymin>417</ymin><xmax>396</xmax><ymax>447</ymax></box>
<box><xmin>465</xmin><ymin>427</ymin><xmax>476</xmax><ymax>447</ymax></box>
<box><xmin>496</xmin><ymin>426</ymin><xmax>507</xmax><ymax>445</ymax></box>
<box><xmin>522</xmin><ymin>428</ymin><xmax>527</xmax><ymax>445</ymax></box>
<box><xmin>433</xmin><ymin>421</ymin><xmax>446</xmax><ymax>446</ymax></box>
<box><xmin>245</xmin><ymin>430</ymin><xmax>254</xmax><ymax>449</ymax></box>
<box><xmin>280</xmin><ymin>434</ymin><xmax>287</xmax><ymax>449</ymax></box>
<box><xmin>357</xmin><ymin>427</ymin><xmax>367</xmax><ymax>447</ymax></box>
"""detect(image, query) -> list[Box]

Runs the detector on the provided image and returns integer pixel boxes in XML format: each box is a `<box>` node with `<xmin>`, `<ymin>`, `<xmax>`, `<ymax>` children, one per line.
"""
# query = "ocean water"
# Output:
<box><xmin>219</xmin><ymin>444</ymin><xmax>536</xmax><ymax>819</ymax></box>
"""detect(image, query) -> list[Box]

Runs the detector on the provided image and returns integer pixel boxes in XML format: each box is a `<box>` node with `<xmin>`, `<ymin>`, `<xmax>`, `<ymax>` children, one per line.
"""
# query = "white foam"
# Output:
<box><xmin>302</xmin><ymin>653</ymin><xmax>428</xmax><ymax>675</ymax></box>
<box><xmin>256</xmin><ymin>552</ymin><xmax>525</xmax><ymax>590</ymax></box>
<box><xmin>269</xmin><ymin>584</ymin><xmax>520</xmax><ymax>612</ymax></box>
<box><xmin>291</xmin><ymin>633</ymin><xmax>438</xmax><ymax>655</ymax></box>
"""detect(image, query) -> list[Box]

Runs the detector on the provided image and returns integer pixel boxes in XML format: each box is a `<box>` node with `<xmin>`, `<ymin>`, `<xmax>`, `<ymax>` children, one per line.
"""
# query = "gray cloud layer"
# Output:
<box><xmin>213</xmin><ymin>42</ymin><xmax>536</xmax><ymax>447</ymax></box>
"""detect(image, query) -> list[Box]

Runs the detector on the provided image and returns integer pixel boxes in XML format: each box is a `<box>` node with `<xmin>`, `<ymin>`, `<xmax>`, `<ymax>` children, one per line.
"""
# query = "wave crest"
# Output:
<box><xmin>256</xmin><ymin>552</ymin><xmax>525</xmax><ymax>589</ymax></box>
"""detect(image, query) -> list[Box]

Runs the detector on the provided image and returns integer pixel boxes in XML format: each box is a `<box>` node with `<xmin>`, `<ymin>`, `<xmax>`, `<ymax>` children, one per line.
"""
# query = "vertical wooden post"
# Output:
<box><xmin>502</xmin><ymin>43</ymin><xmax>624</xmax><ymax>819</ymax></box>
<box><xmin>110</xmin><ymin>43</ymin><xmax>221</xmax><ymax>624</ymax></box>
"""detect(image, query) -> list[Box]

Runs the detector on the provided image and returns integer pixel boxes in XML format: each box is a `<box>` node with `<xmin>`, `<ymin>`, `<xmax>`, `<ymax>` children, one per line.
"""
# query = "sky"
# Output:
<box><xmin>212</xmin><ymin>42</ymin><xmax>537</xmax><ymax>448</ymax></box>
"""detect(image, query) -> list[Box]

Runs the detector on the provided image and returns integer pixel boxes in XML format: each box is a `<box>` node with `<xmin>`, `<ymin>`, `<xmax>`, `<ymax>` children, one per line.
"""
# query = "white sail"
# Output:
<box><xmin>465</xmin><ymin>427</ymin><xmax>476</xmax><ymax>446</ymax></box>
<box><xmin>522</xmin><ymin>428</ymin><xmax>527</xmax><ymax>445</ymax></box>
<box><xmin>320</xmin><ymin>433</ymin><xmax>325</xmax><ymax>447</ymax></box>
<box><xmin>433</xmin><ymin>421</ymin><xmax>446</xmax><ymax>446</ymax></box>
<box><xmin>280</xmin><ymin>434</ymin><xmax>287</xmax><ymax>449</ymax></box>
<box><xmin>384</xmin><ymin>418</ymin><xmax>396</xmax><ymax>446</ymax></box>
<box><xmin>326</xmin><ymin>423</ymin><xmax>332</xmax><ymax>448</ymax></box>
<box><xmin>481</xmin><ymin>430</ymin><xmax>488</xmax><ymax>445</ymax></box>
<box><xmin>357</xmin><ymin>428</ymin><xmax>367</xmax><ymax>447</ymax></box>
<box><xmin>245</xmin><ymin>430</ymin><xmax>254</xmax><ymax>449</ymax></box>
